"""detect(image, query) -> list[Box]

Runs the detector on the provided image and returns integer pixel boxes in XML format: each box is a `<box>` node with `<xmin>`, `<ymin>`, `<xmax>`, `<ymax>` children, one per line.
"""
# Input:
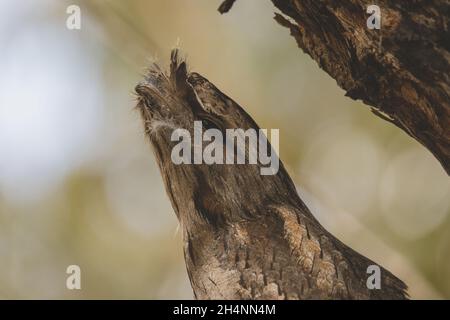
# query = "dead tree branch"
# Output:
<box><xmin>220</xmin><ymin>0</ymin><xmax>450</xmax><ymax>174</ymax></box>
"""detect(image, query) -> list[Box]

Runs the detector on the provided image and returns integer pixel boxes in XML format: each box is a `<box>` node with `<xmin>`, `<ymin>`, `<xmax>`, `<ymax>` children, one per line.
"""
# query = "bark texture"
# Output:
<box><xmin>136</xmin><ymin>50</ymin><xmax>408</xmax><ymax>299</ymax></box>
<box><xmin>220</xmin><ymin>0</ymin><xmax>450</xmax><ymax>174</ymax></box>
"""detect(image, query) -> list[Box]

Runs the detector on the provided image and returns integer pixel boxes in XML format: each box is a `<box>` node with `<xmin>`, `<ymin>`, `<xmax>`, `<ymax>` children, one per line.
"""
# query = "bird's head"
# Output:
<box><xmin>135</xmin><ymin>50</ymin><xmax>260</xmax><ymax>150</ymax></box>
<box><xmin>136</xmin><ymin>50</ymin><xmax>299</xmax><ymax>229</ymax></box>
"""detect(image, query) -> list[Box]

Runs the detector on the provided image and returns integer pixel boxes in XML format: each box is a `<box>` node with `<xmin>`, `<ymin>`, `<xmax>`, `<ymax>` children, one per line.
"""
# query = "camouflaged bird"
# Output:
<box><xmin>135</xmin><ymin>49</ymin><xmax>408</xmax><ymax>300</ymax></box>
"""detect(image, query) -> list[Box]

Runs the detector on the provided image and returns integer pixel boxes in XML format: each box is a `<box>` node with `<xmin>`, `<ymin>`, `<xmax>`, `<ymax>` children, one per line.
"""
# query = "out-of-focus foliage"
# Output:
<box><xmin>0</xmin><ymin>0</ymin><xmax>448</xmax><ymax>299</ymax></box>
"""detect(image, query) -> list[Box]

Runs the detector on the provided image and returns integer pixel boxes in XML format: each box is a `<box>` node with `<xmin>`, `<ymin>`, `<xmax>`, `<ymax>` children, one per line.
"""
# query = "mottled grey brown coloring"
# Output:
<box><xmin>135</xmin><ymin>50</ymin><xmax>408</xmax><ymax>300</ymax></box>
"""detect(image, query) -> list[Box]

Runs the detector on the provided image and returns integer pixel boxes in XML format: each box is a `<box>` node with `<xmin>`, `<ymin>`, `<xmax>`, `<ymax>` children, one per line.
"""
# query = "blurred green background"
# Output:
<box><xmin>0</xmin><ymin>0</ymin><xmax>449</xmax><ymax>299</ymax></box>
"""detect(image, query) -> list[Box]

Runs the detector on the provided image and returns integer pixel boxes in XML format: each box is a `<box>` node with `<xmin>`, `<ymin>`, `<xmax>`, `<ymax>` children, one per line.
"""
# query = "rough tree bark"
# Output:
<box><xmin>219</xmin><ymin>0</ymin><xmax>450</xmax><ymax>174</ymax></box>
<box><xmin>136</xmin><ymin>50</ymin><xmax>408</xmax><ymax>299</ymax></box>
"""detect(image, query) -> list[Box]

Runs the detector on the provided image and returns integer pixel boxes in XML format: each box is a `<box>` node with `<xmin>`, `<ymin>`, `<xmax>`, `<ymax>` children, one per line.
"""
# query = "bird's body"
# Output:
<box><xmin>183</xmin><ymin>205</ymin><xmax>403</xmax><ymax>300</ymax></box>
<box><xmin>136</xmin><ymin>50</ymin><xmax>408</xmax><ymax>299</ymax></box>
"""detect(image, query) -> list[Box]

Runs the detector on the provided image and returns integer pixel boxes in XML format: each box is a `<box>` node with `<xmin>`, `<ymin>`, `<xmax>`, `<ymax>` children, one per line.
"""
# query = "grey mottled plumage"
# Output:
<box><xmin>135</xmin><ymin>50</ymin><xmax>408</xmax><ymax>300</ymax></box>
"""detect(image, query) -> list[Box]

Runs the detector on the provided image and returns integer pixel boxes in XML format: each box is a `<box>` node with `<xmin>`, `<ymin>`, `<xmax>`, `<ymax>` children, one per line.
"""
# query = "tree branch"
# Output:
<box><xmin>220</xmin><ymin>0</ymin><xmax>450</xmax><ymax>174</ymax></box>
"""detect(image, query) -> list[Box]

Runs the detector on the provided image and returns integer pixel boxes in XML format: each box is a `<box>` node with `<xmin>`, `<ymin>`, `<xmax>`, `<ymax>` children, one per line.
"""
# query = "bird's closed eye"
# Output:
<box><xmin>201</xmin><ymin>116</ymin><xmax>222</xmax><ymax>131</ymax></box>
<box><xmin>200</xmin><ymin>115</ymin><xmax>226</xmax><ymax>144</ymax></box>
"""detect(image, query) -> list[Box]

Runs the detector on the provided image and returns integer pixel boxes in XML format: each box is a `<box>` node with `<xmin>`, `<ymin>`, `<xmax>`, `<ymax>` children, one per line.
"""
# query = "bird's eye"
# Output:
<box><xmin>202</xmin><ymin>118</ymin><xmax>220</xmax><ymax>131</ymax></box>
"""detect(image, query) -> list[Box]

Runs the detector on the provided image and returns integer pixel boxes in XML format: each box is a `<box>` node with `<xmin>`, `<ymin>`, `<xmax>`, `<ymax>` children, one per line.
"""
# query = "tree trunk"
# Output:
<box><xmin>219</xmin><ymin>0</ymin><xmax>450</xmax><ymax>174</ymax></box>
